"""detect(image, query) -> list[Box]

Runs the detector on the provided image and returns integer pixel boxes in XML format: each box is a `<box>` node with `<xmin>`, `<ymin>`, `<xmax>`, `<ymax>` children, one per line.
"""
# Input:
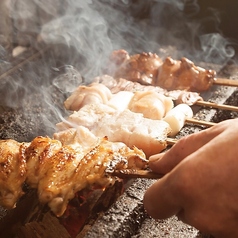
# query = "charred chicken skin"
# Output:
<box><xmin>0</xmin><ymin>140</ymin><xmax>27</xmax><ymax>209</ymax></box>
<box><xmin>0</xmin><ymin>132</ymin><xmax>147</xmax><ymax>217</ymax></box>
<box><xmin>109</xmin><ymin>49</ymin><xmax>216</xmax><ymax>92</ymax></box>
<box><xmin>109</xmin><ymin>49</ymin><xmax>163</xmax><ymax>85</ymax></box>
<box><xmin>156</xmin><ymin>57</ymin><xmax>216</xmax><ymax>92</ymax></box>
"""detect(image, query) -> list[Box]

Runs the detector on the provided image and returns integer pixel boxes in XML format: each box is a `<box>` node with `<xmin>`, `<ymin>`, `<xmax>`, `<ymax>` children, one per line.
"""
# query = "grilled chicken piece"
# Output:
<box><xmin>36</xmin><ymin>135</ymin><xmax>146</xmax><ymax>217</ymax></box>
<box><xmin>107</xmin><ymin>91</ymin><xmax>135</xmax><ymax>112</ymax></box>
<box><xmin>93</xmin><ymin>109</ymin><xmax>170</xmax><ymax>157</ymax></box>
<box><xmin>64</xmin><ymin>82</ymin><xmax>113</xmax><ymax>111</ymax></box>
<box><xmin>25</xmin><ymin>137</ymin><xmax>62</xmax><ymax>188</ymax></box>
<box><xmin>165</xmin><ymin>90</ymin><xmax>203</xmax><ymax>106</ymax></box>
<box><xmin>94</xmin><ymin>75</ymin><xmax>203</xmax><ymax>105</ymax></box>
<box><xmin>63</xmin><ymin>80</ymin><xmax>173</xmax><ymax>118</ymax></box>
<box><xmin>0</xmin><ymin>140</ymin><xmax>27</xmax><ymax>208</ymax></box>
<box><xmin>55</xmin><ymin>103</ymin><xmax>171</xmax><ymax>157</ymax></box>
<box><xmin>128</xmin><ymin>91</ymin><xmax>174</xmax><ymax>120</ymax></box>
<box><xmin>109</xmin><ymin>49</ymin><xmax>163</xmax><ymax>85</ymax></box>
<box><xmin>0</xmin><ymin>128</ymin><xmax>147</xmax><ymax>217</ymax></box>
<box><xmin>56</xmin><ymin>103</ymin><xmax>117</xmax><ymax>132</ymax></box>
<box><xmin>108</xmin><ymin>50</ymin><xmax>216</xmax><ymax>92</ymax></box>
<box><xmin>156</xmin><ymin>57</ymin><xmax>216</xmax><ymax>92</ymax></box>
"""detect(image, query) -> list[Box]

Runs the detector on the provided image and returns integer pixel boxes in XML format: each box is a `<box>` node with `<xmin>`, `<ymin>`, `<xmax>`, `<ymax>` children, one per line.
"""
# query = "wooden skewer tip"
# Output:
<box><xmin>214</xmin><ymin>78</ymin><xmax>238</xmax><ymax>87</ymax></box>
<box><xmin>111</xmin><ymin>169</ymin><xmax>164</xmax><ymax>179</ymax></box>
<box><xmin>195</xmin><ymin>100</ymin><xmax>238</xmax><ymax>112</ymax></box>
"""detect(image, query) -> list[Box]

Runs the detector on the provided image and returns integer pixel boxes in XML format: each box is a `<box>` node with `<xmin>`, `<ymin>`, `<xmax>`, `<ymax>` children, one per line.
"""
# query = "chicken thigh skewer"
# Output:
<box><xmin>108</xmin><ymin>49</ymin><xmax>238</xmax><ymax>91</ymax></box>
<box><xmin>0</xmin><ymin>127</ymin><xmax>148</xmax><ymax>217</ymax></box>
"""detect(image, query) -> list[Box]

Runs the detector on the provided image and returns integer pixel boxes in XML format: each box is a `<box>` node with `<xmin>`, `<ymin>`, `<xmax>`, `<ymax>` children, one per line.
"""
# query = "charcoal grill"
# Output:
<box><xmin>0</xmin><ymin>1</ymin><xmax>238</xmax><ymax>237</ymax></box>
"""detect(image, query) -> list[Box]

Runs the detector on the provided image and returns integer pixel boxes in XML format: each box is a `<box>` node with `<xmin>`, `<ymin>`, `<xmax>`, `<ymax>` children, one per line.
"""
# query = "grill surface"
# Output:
<box><xmin>0</xmin><ymin>44</ymin><xmax>238</xmax><ymax>237</ymax></box>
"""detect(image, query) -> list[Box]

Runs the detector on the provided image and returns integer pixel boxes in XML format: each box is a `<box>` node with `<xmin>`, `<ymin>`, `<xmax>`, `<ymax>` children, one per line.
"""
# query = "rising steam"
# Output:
<box><xmin>3</xmin><ymin>0</ymin><xmax>237</xmax><ymax>76</ymax></box>
<box><xmin>0</xmin><ymin>0</ymin><xmax>237</xmax><ymax>138</ymax></box>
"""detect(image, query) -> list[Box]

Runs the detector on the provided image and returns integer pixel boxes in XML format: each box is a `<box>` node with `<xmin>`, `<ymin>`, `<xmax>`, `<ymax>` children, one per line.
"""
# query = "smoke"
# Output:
<box><xmin>0</xmin><ymin>0</ymin><xmax>237</xmax><ymax>138</ymax></box>
<box><xmin>4</xmin><ymin>0</ymin><xmax>237</xmax><ymax>69</ymax></box>
<box><xmin>199</xmin><ymin>33</ymin><xmax>236</xmax><ymax>64</ymax></box>
<box><xmin>38</xmin><ymin>0</ymin><xmax>236</xmax><ymax>72</ymax></box>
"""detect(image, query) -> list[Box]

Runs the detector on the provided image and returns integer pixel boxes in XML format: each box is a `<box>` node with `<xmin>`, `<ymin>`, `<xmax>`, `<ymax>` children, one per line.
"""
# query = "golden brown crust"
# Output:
<box><xmin>0</xmin><ymin>135</ymin><xmax>147</xmax><ymax>216</ymax></box>
<box><xmin>0</xmin><ymin>140</ymin><xmax>27</xmax><ymax>208</ymax></box>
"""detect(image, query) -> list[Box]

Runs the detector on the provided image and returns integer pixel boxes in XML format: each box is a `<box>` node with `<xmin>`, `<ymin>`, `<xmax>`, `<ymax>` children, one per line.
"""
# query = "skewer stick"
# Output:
<box><xmin>166</xmin><ymin>119</ymin><xmax>215</xmax><ymax>146</ymax></box>
<box><xmin>111</xmin><ymin>169</ymin><xmax>164</xmax><ymax>179</ymax></box>
<box><xmin>195</xmin><ymin>100</ymin><xmax>238</xmax><ymax>112</ymax></box>
<box><xmin>185</xmin><ymin>118</ymin><xmax>216</xmax><ymax>127</ymax></box>
<box><xmin>166</xmin><ymin>138</ymin><xmax>177</xmax><ymax>145</ymax></box>
<box><xmin>166</xmin><ymin>118</ymin><xmax>216</xmax><ymax>146</ymax></box>
<box><xmin>214</xmin><ymin>78</ymin><xmax>238</xmax><ymax>87</ymax></box>
<box><xmin>0</xmin><ymin>47</ymin><xmax>50</xmax><ymax>81</ymax></box>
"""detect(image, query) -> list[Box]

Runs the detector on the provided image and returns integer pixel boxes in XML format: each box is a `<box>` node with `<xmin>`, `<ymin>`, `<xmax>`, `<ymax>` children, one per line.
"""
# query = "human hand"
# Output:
<box><xmin>143</xmin><ymin>118</ymin><xmax>238</xmax><ymax>238</ymax></box>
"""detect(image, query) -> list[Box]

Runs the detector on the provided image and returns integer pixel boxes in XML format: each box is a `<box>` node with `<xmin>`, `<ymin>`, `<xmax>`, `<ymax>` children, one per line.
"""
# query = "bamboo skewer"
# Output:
<box><xmin>111</xmin><ymin>169</ymin><xmax>164</xmax><ymax>179</ymax></box>
<box><xmin>166</xmin><ymin>119</ymin><xmax>215</xmax><ymax>147</ymax></box>
<box><xmin>0</xmin><ymin>46</ymin><xmax>49</xmax><ymax>81</ymax></box>
<box><xmin>185</xmin><ymin>118</ymin><xmax>216</xmax><ymax>127</ymax></box>
<box><xmin>214</xmin><ymin>78</ymin><xmax>238</xmax><ymax>87</ymax></box>
<box><xmin>166</xmin><ymin>119</ymin><xmax>215</xmax><ymax>146</ymax></box>
<box><xmin>195</xmin><ymin>100</ymin><xmax>238</xmax><ymax>112</ymax></box>
<box><xmin>166</xmin><ymin>138</ymin><xmax>177</xmax><ymax>145</ymax></box>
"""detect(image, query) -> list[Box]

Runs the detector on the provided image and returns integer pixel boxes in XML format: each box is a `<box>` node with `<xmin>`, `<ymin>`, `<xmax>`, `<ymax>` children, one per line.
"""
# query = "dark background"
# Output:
<box><xmin>197</xmin><ymin>0</ymin><xmax>238</xmax><ymax>41</ymax></box>
<box><xmin>122</xmin><ymin>0</ymin><xmax>238</xmax><ymax>61</ymax></box>
<box><xmin>128</xmin><ymin>0</ymin><xmax>238</xmax><ymax>41</ymax></box>
<box><xmin>105</xmin><ymin>0</ymin><xmax>238</xmax><ymax>61</ymax></box>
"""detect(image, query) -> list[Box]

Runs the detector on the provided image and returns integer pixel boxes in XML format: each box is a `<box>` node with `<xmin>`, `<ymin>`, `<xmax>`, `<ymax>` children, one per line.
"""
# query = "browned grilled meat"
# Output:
<box><xmin>108</xmin><ymin>49</ymin><xmax>216</xmax><ymax>92</ymax></box>
<box><xmin>0</xmin><ymin>130</ymin><xmax>147</xmax><ymax>217</ymax></box>
<box><xmin>109</xmin><ymin>49</ymin><xmax>163</xmax><ymax>85</ymax></box>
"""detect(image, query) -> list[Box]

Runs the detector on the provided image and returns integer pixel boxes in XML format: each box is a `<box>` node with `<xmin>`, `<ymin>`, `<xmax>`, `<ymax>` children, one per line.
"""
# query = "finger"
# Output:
<box><xmin>149</xmin><ymin>125</ymin><xmax>222</xmax><ymax>174</ymax></box>
<box><xmin>144</xmin><ymin>144</ymin><xmax>210</xmax><ymax>221</ymax></box>
<box><xmin>143</xmin><ymin>174</ymin><xmax>182</xmax><ymax>219</ymax></box>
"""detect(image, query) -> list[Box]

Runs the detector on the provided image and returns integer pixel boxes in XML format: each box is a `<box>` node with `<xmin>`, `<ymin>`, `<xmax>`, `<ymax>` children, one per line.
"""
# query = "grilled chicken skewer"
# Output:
<box><xmin>0</xmin><ymin>127</ymin><xmax>147</xmax><ymax>217</ymax></box>
<box><xmin>65</xmin><ymin>74</ymin><xmax>238</xmax><ymax>117</ymax></box>
<box><xmin>108</xmin><ymin>49</ymin><xmax>238</xmax><ymax>92</ymax></box>
<box><xmin>93</xmin><ymin>75</ymin><xmax>238</xmax><ymax>112</ymax></box>
<box><xmin>55</xmin><ymin>104</ymin><xmax>172</xmax><ymax>157</ymax></box>
<box><xmin>63</xmin><ymin>80</ymin><xmax>218</xmax><ymax>140</ymax></box>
